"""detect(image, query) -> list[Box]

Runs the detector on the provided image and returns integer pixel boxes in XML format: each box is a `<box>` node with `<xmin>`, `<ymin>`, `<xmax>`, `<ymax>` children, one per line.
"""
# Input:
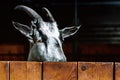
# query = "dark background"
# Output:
<box><xmin>1</xmin><ymin>0</ymin><xmax>120</xmax><ymax>61</ymax></box>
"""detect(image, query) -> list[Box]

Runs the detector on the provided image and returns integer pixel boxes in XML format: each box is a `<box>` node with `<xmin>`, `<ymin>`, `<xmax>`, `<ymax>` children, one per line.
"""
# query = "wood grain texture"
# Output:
<box><xmin>10</xmin><ymin>61</ymin><xmax>42</xmax><ymax>80</ymax></box>
<box><xmin>43</xmin><ymin>62</ymin><xmax>77</xmax><ymax>80</ymax></box>
<box><xmin>0</xmin><ymin>44</ymin><xmax>25</xmax><ymax>54</ymax></box>
<box><xmin>0</xmin><ymin>61</ymin><xmax>9</xmax><ymax>80</ymax></box>
<box><xmin>27</xmin><ymin>62</ymin><xmax>42</xmax><ymax>80</ymax></box>
<box><xmin>78</xmin><ymin>62</ymin><xmax>113</xmax><ymax>80</ymax></box>
<box><xmin>10</xmin><ymin>61</ymin><xmax>27</xmax><ymax>80</ymax></box>
<box><xmin>115</xmin><ymin>62</ymin><xmax>120</xmax><ymax>80</ymax></box>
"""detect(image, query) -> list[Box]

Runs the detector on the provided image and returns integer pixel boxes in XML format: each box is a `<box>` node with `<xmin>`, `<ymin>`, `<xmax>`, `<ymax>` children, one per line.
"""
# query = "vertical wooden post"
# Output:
<box><xmin>27</xmin><ymin>62</ymin><xmax>42</xmax><ymax>80</ymax></box>
<box><xmin>78</xmin><ymin>62</ymin><xmax>113</xmax><ymax>80</ymax></box>
<box><xmin>0</xmin><ymin>61</ymin><xmax>9</xmax><ymax>80</ymax></box>
<box><xmin>115</xmin><ymin>62</ymin><xmax>120</xmax><ymax>80</ymax></box>
<box><xmin>43</xmin><ymin>62</ymin><xmax>77</xmax><ymax>80</ymax></box>
<box><xmin>10</xmin><ymin>61</ymin><xmax>42</xmax><ymax>80</ymax></box>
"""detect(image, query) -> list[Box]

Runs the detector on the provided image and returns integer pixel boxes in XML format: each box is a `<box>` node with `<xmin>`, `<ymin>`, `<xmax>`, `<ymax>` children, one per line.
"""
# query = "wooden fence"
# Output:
<box><xmin>0</xmin><ymin>61</ymin><xmax>119</xmax><ymax>80</ymax></box>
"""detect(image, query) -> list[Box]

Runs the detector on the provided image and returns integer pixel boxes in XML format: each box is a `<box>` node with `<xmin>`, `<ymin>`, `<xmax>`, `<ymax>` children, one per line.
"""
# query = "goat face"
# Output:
<box><xmin>12</xmin><ymin>5</ymin><xmax>80</xmax><ymax>62</ymax></box>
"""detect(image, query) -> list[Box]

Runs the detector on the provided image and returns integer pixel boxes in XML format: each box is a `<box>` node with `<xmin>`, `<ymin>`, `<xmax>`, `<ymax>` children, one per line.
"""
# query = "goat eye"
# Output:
<box><xmin>55</xmin><ymin>43</ymin><xmax>60</xmax><ymax>47</ymax></box>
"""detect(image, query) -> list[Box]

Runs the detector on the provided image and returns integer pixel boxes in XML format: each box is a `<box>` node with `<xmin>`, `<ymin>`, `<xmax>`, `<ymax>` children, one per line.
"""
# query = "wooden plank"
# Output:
<box><xmin>0</xmin><ymin>61</ymin><xmax>9</xmax><ymax>80</ymax></box>
<box><xmin>10</xmin><ymin>61</ymin><xmax>27</xmax><ymax>80</ymax></box>
<box><xmin>79</xmin><ymin>44</ymin><xmax>120</xmax><ymax>55</ymax></box>
<box><xmin>43</xmin><ymin>62</ymin><xmax>77</xmax><ymax>80</ymax></box>
<box><xmin>27</xmin><ymin>62</ymin><xmax>42</xmax><ymax>80</ymax></box>
<box><xmin>10</xmin><ymin>61</ymin><xmax>42</xmax><ymax>80</ymax></box>
<box><xmin>115</xmin><ymin>62</ymin><xmax>120</xmax><ymax>80</ymax></box>
<box><xmin>78</xmin><ymin>62</ymin><xmax>113</xmax><ymax>80</ymax></box>
<box><xmin>0</xmin><ymin>44</ymin><xmax>25</xmax><ymax>54</ymax></box>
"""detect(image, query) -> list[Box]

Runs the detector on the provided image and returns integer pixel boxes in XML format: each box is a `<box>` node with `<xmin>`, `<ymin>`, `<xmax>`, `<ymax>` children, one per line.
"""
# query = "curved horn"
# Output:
<box><xmin>15</xmin><ymin>5</ymin><xmax>43</xmax><ymax>21</ymax></box>
<box><xmin>42</xmin><ymin>7</ymin><xmax>55</xmax><ymax>22</ymax></box>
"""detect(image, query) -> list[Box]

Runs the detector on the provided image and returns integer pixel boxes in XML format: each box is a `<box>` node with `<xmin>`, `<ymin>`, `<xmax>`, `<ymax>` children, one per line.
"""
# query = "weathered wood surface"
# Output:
<box><xmin>0</xmin><ymin>61</ymin><xmax>120</xmax><ymax>80</ymax></box>
<box><xmin>0</xmin><ymin>61</ymin><xmax>9</xmax><ymax>80</ymax></box>
<box><xmin>43</xmin><ymin>62</ymin><xmax>77</xmax><ymax>80</ymax></box>
<box><xmin>78</xmin><ymin>62</ymin><xmax>113</xmax><ymax>80</ymax></box>
<box><xmin>115</xmin><ymin>63</ymin><xmax>120</xmax><ymax>80</ymax></box>
<box><xmin>10</xmin><ymin>61</ymin><xmax>42</xmax><ymax>80</ymax></box>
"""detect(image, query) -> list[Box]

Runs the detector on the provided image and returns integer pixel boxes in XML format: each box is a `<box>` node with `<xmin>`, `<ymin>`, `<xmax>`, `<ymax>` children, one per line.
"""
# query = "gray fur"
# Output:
<box><xmin>12</xmin><ymin>5</ymin><xmax>80</xmax><ymax>62</ymax></box>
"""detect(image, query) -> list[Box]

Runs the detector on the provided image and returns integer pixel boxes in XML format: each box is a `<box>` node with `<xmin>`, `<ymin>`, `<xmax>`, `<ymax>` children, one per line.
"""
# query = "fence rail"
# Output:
<box><xmin>0</xmin><ymin>61</ymin><xmax>118</xmax><ymax>80</ymax></box>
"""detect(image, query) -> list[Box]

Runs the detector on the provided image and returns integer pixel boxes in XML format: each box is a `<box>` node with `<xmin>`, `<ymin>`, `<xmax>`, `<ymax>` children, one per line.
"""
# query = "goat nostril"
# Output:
<box><xmin>58</xmin><ymin>60</ymin><xmax>63</xmax><ymax>62</ymax></box>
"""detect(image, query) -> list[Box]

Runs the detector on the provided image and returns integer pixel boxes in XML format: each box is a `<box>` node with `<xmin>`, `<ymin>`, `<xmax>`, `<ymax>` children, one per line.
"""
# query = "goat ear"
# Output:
<box><xmin>60</xmin><ymin>25</ymin><xmax>81</xmax><ymax>38</ymax></box>
<box><xmin>12</xmin><ymin>21</ymin><xmax>32</xmax><ymax>39</ymax></box>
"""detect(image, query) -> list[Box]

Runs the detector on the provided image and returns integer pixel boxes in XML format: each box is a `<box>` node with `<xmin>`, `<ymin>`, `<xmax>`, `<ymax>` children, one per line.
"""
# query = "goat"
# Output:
<box><xmin>12</xmin><ymin>5</ymin><xmax>80</xmax><ymax>62</ymax></box>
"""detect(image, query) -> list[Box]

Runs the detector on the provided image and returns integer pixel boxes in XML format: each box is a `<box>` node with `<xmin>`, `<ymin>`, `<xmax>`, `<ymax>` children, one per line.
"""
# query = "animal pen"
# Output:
<box><xmin>0</xmin><ymin>61</ymin><xmax>120</xmax><ymax>80</ymax></box>
<box><xmin>1</xmin><ymin>0</ymin><xmax>120</xmax><ymax>80</ymax></box>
